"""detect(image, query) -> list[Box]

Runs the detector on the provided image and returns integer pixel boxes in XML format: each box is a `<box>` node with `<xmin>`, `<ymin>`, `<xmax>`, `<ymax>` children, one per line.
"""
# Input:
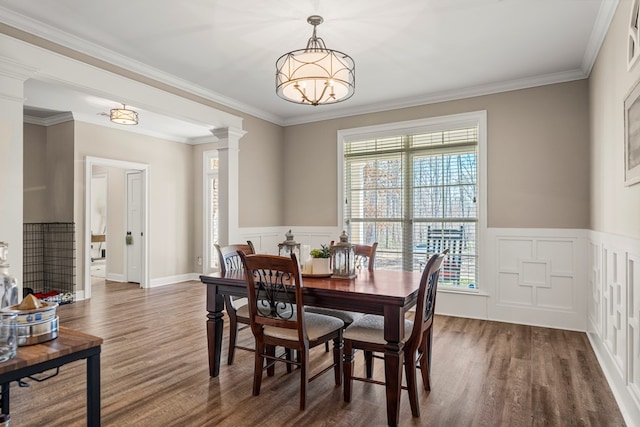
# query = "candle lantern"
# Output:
<box><xmin>278</xmin><ymin>229</ymin><xmax>301</xmax><ymax>260</ymax></box>
<box><xmin>331</xmin><ymin>230</ymin><xmax>356</xmax><ymax>279</ymax></box>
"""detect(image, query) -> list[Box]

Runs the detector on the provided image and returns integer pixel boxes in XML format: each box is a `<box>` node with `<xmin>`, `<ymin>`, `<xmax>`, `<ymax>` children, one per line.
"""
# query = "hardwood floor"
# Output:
<box><xmin>7</xmin><ymin>279</ymin><xmax>625</xmax><ymax>426</ymax></box>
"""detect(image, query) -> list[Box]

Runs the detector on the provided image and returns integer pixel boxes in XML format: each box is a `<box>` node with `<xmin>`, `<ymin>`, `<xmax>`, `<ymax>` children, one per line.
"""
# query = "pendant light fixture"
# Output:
<box><xmin>110</xmin><ymin>104</ymin><xmax>139</xmax><ymax>125</ymax></box>
<box><xmin>276</xmin><ymin>15</ymin><xmax>355</xmax><ymax>106</ymax></box>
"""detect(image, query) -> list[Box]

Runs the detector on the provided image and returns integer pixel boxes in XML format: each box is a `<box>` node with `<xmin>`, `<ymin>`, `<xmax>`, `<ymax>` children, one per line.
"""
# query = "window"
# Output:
<box><xmin>339</xmin><ymin>112</ymin><xmax>486</xmax><ymax>290</ymax></box>
<box><xmin>204</xmin><ymin>151</ymin><xmax>219</xmax><ymax>272</ymax></box>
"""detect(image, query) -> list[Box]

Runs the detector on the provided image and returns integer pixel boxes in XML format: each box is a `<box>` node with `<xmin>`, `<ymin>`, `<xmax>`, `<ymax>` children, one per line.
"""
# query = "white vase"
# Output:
<box><xmin>311</xmin><ymin>258</ymin><xmax>331</xmax><ymax>275</ymax></box>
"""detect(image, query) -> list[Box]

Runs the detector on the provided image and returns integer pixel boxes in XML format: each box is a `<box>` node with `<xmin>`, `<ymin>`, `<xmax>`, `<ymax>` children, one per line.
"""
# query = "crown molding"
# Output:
<box><xmin>23</xmin><ymin>110</ymin><xmax>202</xmax><ymax>144</ymax></box>
<box><xmin>0</xmin><ymin>2</ymin><xmax>617</xmax><ymax>128</ymax></box>
<box><xmin>281</xmin><ymin>68</ymin><xmax>588</xmax><ymax>126</ymax></box>
<box><xmin>72</xmin><ymin>112</ymin><xmax>198</xmax><ymax>144</ymax></box>
<box><xmin>187</xmin><ymin>134</ymin><xmax>219</xmax><ymax>145</ymax></box>
<box><xmin>0</xmin><ymin>6</ymin><xmax>282</xmax><ymax>125</ymax></box>
<box><xmin>582</xmin><ymin>0</ymin><xmax>619</xmax><ymax>74</ymax></box>
<box><xmin>0</xmin><ymin>55</ymin><xmax>37</xmax><ymax>80</ymax></box>
<box><xmin>23</xmin><ymin>111</ymin><xmax>73</xmax><ymax>126</ymax></box>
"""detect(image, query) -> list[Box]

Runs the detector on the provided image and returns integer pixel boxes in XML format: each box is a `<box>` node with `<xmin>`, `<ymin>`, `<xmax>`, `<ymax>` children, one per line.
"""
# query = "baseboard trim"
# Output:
<box><xmin>588</xmin><ymin>331</ymin><xmax>640</xmax><ymax>427</ymax></box>
<box><xmin>149</xmin><ymin>273</ymin><xmax>199</xmax><ymax>288</ymax></box>
<box><xmin>106</xmin><ymin>273</ymin><xmax>125</xmax><ymax>282</ymax></box>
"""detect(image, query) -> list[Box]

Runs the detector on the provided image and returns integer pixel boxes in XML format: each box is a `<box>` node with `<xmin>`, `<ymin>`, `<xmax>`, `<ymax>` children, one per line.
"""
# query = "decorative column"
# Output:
<box><xmin>213</xmin><ymin>127</ymin><xmax>246</xmax><ymax>246</ymax></box>
<box><xmin>0</xmin><ymin>57</ymin><xmax>35</xmax><ymax>287</ymax></box>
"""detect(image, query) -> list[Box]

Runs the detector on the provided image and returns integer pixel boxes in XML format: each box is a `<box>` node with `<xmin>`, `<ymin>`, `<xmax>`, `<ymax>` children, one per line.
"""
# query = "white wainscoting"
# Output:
<box><xmin>485</xmin><ymin>228</ymin><xmax>587</xmax><ymax>331</ymax></box>
<box><xmin>239</xmin><ymin>226</ymin><xmax>341</xmax><ymax>256</ymax></box>
<box><xmin>236</xmin><ymin>226</ymin><xmax>589</xmax><ymax>331</ymax></box>
<box><xmin>587</xmin><ymin>230</ymin><xmax>640</xmax><ymax>426</ymax></box>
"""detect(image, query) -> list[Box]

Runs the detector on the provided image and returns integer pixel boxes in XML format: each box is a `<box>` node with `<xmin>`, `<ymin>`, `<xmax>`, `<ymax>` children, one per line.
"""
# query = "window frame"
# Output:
<box><xmin>337</xmin><ymin>111</ymin><xmax>487</xmax><ymax>292</ymax></box>
<box><xmin>203</xmin><ymin>150</ymin><xmax>220</xmax><ymax>274</ymax></box>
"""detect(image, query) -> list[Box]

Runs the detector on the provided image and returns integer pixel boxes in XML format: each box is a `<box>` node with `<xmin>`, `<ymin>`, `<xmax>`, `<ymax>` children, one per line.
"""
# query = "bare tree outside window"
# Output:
<box><xmin>344</xmin><ymin>127</ymin><xmax>479</xmax><ymax>289</ymax></box>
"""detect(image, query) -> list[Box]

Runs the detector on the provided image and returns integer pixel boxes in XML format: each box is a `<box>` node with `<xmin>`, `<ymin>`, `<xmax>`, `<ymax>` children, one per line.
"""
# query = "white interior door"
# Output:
<box><xmin>126</xmin><ymin>171</ymin><xmax>143</xmax><ymax>284</ymax></box>
<box><xmin>90</xmin><ymin>173</ymin><xmax>107</xmax><ymax>277</ymax></box>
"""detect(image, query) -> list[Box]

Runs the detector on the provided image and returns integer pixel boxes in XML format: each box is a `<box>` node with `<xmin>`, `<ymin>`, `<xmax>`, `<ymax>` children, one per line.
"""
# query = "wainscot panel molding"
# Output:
<box><xmin>239</xmin><ymin>226</ymin><xmax>341</xmax><ymax>255</ymax></box>
<box><xmin>587</xmin><ymin>230</ymin><xmax>640</xmax><ymax>427</ymax></box>
<box><xmin>236</xmin><ymin>227</ymin><xmax>590</xmax><ymax>331</ymax></box>
<box><xmin>486</xmin><ymin>228</ymin><xmax>587</xmax><ymax>332</ymax></box>
<box><xmin>436</xmin><ymin>289</ymin><xmax>489</xmax><ymax>320</ymax></box>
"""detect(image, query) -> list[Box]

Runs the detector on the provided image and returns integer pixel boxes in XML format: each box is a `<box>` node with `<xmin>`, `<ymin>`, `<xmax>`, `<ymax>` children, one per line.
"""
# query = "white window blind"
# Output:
<box><xmin>344</xmin><ymin>126</ymin><xmax>479</xmax><ymax>289</ymax></box>
<box><xmin>207</xmin><ymin>156</ymin><xmax>219</xmax><ymax>270</ymax></box>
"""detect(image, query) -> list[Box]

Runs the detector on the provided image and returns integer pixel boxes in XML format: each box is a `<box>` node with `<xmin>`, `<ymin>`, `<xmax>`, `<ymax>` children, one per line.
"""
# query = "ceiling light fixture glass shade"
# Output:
<box><xmin>110</xmin><ymin>104</ymin><xmax>138</xmax><ymax>125</ymax></box>
<box><xmin>276</xmin><ymin>15</ymin><xmax>355</xmax><ymax>106</ymax></box>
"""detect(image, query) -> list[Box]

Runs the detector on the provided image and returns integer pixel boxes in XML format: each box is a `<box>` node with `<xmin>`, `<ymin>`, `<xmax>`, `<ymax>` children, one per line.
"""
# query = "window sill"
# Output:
<box><xmin>437</xmin><ymin>287</ymin><xmax>489</xmax><ymax>297</ymax></box>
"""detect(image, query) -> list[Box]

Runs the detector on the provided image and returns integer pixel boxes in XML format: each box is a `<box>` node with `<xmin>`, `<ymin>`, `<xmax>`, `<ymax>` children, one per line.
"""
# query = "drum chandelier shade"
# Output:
<box><xmin>110</xmin><ymin>104</ymin><xmax>138</xmax><ymax>125</ymax></box>
<box><xmin>276</xmin><ymin>15</ymin><xmax>355</xmax><ymax>106</ymax></box>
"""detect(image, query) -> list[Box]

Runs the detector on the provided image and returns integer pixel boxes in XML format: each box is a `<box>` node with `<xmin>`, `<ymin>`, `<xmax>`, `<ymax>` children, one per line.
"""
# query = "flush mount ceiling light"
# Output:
<box><xmin>276</xmin><ymin>15</ymin><xmax>355</xmax><ymax>106</ymax></box>
<box><xmin>110</xmin><ymin>104</ymin><xmax>138</xmax><ymax>125</ymax></box>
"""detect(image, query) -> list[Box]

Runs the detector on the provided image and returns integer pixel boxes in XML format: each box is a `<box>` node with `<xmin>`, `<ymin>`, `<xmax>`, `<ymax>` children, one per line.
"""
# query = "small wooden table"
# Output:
<box><xmin>0</xmin><ymin>327</ymin><xmax>103</xmax><ymax>426</ymax></box>
<box><xmin>201</xmin><ymin>269</ymin><xmax>422</xmax><ymax>426</ymax></box>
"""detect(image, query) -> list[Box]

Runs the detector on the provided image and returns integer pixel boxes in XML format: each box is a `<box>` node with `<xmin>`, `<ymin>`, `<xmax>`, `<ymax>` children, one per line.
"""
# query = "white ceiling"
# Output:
<box><xmin>0</xmin><ymin>0</ymin><xmax>617</xmax><ymax>141</ymax></box>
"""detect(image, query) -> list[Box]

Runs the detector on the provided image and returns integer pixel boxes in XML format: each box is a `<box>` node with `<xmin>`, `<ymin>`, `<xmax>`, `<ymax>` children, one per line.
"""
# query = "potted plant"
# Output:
<box><xmin>309</xmin><ymin>244</ymin><xmax>331</xmax><ymax>275</ymax></box>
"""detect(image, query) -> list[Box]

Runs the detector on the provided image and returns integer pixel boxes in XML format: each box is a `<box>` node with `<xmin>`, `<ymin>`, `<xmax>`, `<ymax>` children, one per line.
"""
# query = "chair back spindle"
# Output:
<box><xmin>238</xmin><ymin>252</ymin><xmax>344</xmax><ymax>411</ymax></box>
<box><xmin>239</xmin><ymin>253</ymin><xmax>305</xmax><ymax>341</ymax></box>
<box><xmin>214</xmin><ymin>241</ymin><xmax>256</xmax><ymax>365</ymax></box>
<box><xmin>215</xmin><ymin>241</ymin><xmax>255</xmax><ymax>274</ymax></box>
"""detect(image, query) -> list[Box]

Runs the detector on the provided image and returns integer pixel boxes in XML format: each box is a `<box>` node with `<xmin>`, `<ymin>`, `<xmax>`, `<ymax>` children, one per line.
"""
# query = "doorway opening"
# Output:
<box><xmin>90</xmin><ymin>173</ymin><xmax>107</xmax><ymax>279</ymax></box>
<box><xmin>84</xmin><ymin>156</ymin><xmax>149</xmax><ymax>299</ymax></box>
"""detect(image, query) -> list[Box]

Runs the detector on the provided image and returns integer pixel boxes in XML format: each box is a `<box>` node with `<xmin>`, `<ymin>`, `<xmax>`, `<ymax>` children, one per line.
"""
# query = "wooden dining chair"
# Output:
<box><xmin>214</xmin><ymin>241</ymin><xmax>255</xmax><ymax>365</ymax></box>
<box><xmin>307</xmin><ymin>242</ymin><xmax>379</xmax><ymax>351</ymax></box>
<box><xmin>354</xmin><ymin>242</ymin><xmax>378</xmax><ymax>272</ymax></box>
<box><xmin>238</xmin><ymin>252</ymin><xmax>344</xmax><ymax>410</ymax></box>
<box><xmin>342</xmin><ymin>251</ymin><xmax>445</xmax><ymax>418</ymax></box>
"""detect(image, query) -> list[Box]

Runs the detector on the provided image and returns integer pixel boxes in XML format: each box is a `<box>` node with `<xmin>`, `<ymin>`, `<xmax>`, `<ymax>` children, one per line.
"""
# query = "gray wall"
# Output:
<box><xmin>283</xmin><ymin>80</ymin><xmax>591</xmax><ymax>229</ymax></box>
<box><xmin>23</xmin><ymin>121</ymin><xmax>75</xmax><ymax>222</ymax></box>
<box><xmin>23</xmin><ymin>123</ymin><xmax>47</xmax><ymax>222</ymax></box>
<box><xmin>73</xmin><ymin>121</ymin><xmax>194</xmax><ymax>290</ymax></box>
<box><xmin>590</xmin><ymin>0</ymin><xmax>640</xmax><ymax>239</ymax></box>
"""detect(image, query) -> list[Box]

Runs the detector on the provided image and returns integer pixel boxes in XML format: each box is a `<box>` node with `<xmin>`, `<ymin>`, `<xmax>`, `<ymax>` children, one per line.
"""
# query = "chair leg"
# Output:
<box><xmin>225</xmin><ymin>297</ymin><xmax>238</xmax><ymax>365</ymax></box>
<box><xmin>343</xmin><ymin>341</ymin><xmax>354</xmax><ymax>402</ymax></box>
<box><xmin>266</xmin><ymin>345</ymin><xmax>276</xmax><ymax>376</ymax></box>
<box><xmin>325</xmin><ymin>341</ymin><xmax>329</xmax><ymax>352</ymax></box>
<box><xmin>253</xmin><ymin>338</ymin><xmax>264</xmax><ymax>396</ymax></box>
<box><xmin>227</xmin><ymin>323</ymin><xmax>237</xmax><ymax>365</ymax></box>
<box><xmin>405</xmin><ymin>349</ymin><xmax>420</xmax><ymax>417</ymax></box>
<box><xmin>285</xmin><ymin>348</ymin><xmax>293</xmax><ymax>373</ymax></box>
<box><xmin>299</xmin><ymin>347</ymin><xmax>309</xmax><ymax>410</ymax></box>
<box><xmin>364</xmin><ymin>350</ymin><xmax>374</xmax><ymax>378</ymax></box>
<box><xmin>427</xmin><ymin>327</ymin><xmax>433</xmax><ymax>375</ymax></box>
<box><xmin>332</xmin><ymin>335</ymin><xmax>343</xmax><ymax>386</ymax></box>
<box><xmin>419</xmin><ymin>328</ymin><xmax>432</xmax><ymax>390</ymax></box>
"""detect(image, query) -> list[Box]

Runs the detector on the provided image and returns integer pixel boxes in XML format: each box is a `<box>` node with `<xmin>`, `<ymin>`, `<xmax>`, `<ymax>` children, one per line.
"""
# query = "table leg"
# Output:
<box><xmin>384</xmin><ymin>348</ymin><xmax>403</xmax><ymax>426</ymax></box>
<box><xmin>206</xmin><ymin>285</ymin><xmax>225</xmax><ymax>377</ymax></box>
<box><xmin>1</xmin><ymin>383</ymin><xmax>8</xmax><ymax>416</ymax></box>
<box><xmin>87</xmin><ymin>352</ymin><xmax>101</xmax><ymax>427</ymax></box>
<box><xmin>384</xmin><ymin>306</ymin><xmax>404</xmax><ymax>427</ymax></box>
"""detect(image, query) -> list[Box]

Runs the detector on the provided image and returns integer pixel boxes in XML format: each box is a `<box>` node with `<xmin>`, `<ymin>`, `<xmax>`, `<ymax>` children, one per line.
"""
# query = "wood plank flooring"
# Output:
<box><xmin>6</xmin><ymin>279</ymin><xmax>626</xmax><ymax>426</ymax></box>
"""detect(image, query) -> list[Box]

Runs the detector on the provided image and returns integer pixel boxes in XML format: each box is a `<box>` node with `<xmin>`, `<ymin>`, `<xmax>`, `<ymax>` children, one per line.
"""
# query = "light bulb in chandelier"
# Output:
<box><xmin>275</xmin><ymin>15</ymin><xmax>355</xmax><ymax>106</ymax></box>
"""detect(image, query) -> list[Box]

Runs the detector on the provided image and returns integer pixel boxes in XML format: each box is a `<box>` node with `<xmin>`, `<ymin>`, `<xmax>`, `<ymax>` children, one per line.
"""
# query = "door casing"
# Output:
<box><xmin>84</xmin><ymin>156</ymin><xmax>149</xmax><ymax>298</ymax></box>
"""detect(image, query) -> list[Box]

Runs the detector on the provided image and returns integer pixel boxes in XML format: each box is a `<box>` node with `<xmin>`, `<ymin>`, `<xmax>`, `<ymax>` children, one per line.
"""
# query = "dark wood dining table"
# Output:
<box><xmin>200</xmin><ymin>268</ymin><xmax>423</xmax><ymax>426</ymax></box>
